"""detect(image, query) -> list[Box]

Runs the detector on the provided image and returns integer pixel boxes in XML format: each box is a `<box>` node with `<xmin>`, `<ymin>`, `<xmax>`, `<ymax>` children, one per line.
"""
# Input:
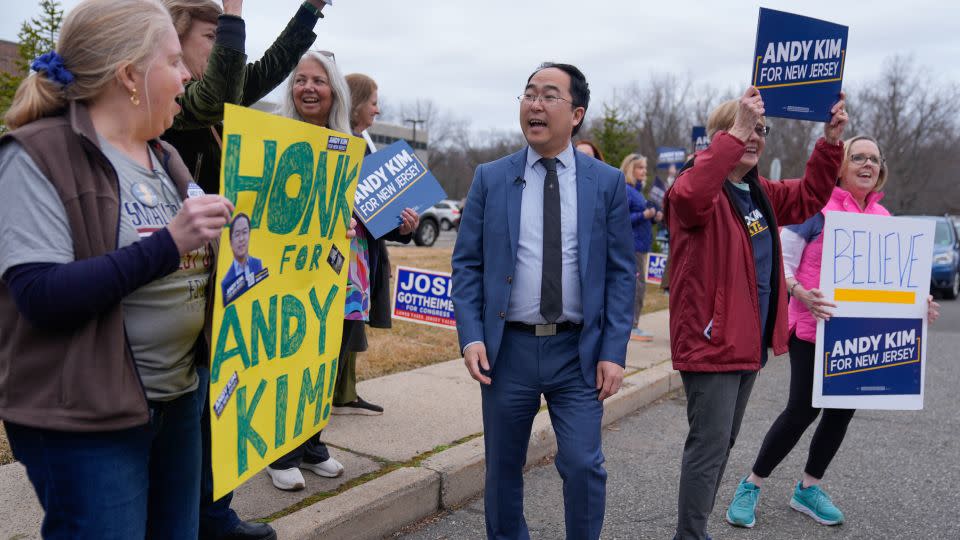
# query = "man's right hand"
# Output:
<box><xmin>463</xmin><ymin>342</ymin><xmax>492</xmax><ymax>385</ymax></box>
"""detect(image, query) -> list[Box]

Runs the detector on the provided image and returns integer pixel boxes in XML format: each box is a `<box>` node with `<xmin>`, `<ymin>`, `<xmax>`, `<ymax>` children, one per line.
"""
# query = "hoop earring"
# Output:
<box><xmin>130</xmin><ymin>88</ymin><xmax>140</xmax><ymax>106</ymax></box>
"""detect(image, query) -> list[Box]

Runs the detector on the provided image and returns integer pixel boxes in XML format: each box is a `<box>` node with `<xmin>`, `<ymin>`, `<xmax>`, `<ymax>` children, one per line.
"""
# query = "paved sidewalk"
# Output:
<box><xmin>0</xmin><ymin>310</ymin><xmax>675</xmax><ymax>540</ymax></box>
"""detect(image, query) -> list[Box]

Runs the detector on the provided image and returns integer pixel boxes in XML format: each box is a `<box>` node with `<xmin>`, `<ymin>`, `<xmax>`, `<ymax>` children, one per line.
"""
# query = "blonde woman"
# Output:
<box><xmin>0</xmin><ymin>0</ymin><xmax>233</xmax><ymax>537</ymax></box>
<box><xmin>664</xmin><ymin>87</ymin><xmax>848</xmax><ymax>540</ymax></box>
<box><xmin>620</xmin><ymin>153</ymin><xmax>660</xmax><ymax>341</ymax></box>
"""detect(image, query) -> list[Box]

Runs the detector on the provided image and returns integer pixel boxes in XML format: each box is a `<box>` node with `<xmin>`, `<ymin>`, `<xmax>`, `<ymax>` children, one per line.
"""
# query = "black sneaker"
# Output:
<box><xmin>333</xmin><ymin>396</ymin><xmax>384</xmax><ymax>415</ymax></box>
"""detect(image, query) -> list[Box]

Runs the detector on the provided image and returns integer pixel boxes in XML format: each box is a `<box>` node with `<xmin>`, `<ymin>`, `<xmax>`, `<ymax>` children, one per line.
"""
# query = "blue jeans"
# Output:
<box><xmin>7</xmin><ymin>385</ymin><xmax>205</xmax><ymax>540</ymax></box>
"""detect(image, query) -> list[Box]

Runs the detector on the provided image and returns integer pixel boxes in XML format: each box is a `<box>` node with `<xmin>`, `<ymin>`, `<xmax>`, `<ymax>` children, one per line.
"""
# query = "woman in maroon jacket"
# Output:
<box><xmin>664</xmin><ymin>86</ymin><xmax>848</xmax><ymax>540</ymax></box>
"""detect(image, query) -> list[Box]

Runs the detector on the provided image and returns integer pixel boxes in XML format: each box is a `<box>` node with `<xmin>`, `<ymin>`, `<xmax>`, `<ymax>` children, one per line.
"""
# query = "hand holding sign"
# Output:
<box><xmin>823</xmin><ymin>90</ymin><xmax>848</xmax><ymax>145</ymax></box>
<box><xmin>927</xmin><ymin>295</ymin><xmax>940</xmax><ymax>324</ymax></box>
<box><xmin>222</xmin><ymin>0</ymin><xmax>242</xmax><ymax>16</ymax></box>
<box><xmin>794</xmin><ymin>285</ymin><xmax>837</xmax><ymax>321</ymax></box>
<box><xmin>169</xmin><ymin>194</ymin><xmax>234</xmax><ymax>255</ymax></box>
<box><xmin>398</xmin><ymin>207</ymin><xmax>420</xmax><ymax>236</ymax></box>
<box><xmin>729</xmin><ymin>86</ymin><xmax>765</xmax><ymax>143</ymax></box>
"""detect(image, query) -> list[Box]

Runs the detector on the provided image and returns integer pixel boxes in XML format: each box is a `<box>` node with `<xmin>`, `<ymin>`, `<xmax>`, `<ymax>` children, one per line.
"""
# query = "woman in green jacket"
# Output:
<box><xmin>159</xmin><ymin>2</ymin><xmax>334</xmax><ymax>539</ymax></box>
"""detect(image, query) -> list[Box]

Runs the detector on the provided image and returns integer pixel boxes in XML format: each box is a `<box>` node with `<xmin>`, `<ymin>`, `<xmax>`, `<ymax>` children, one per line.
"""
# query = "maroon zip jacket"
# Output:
<box><xmin>664</xmin><ymin>131</ymin><xmax>842</xmax><ymax>372</ymax></box>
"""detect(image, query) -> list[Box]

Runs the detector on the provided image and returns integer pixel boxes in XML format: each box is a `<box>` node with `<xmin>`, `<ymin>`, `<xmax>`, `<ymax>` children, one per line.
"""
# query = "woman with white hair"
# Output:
<box><xmin>264</xmin><ymin>51</ymin><xmax>353</xmax><ymax>491</ymax></box>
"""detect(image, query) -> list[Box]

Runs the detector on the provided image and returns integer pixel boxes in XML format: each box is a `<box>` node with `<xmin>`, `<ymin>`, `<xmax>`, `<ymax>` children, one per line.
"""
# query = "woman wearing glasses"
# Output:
<box><xmin>663</xmin><ymin>86</ymin><xmax>848</xmax><ymax>540</ymax></box>
<box><xmin>724</xmin><ymin>135</ymin><xmax>940</xmax><ymax>529</ymax></box>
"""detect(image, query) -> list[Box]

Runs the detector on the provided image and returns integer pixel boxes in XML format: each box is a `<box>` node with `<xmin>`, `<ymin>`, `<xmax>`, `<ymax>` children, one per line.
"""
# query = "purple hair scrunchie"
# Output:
<box><xmin>31</xmin><ymin>51</ymin><xmax>75</xmax><ymax>87</ymax></box>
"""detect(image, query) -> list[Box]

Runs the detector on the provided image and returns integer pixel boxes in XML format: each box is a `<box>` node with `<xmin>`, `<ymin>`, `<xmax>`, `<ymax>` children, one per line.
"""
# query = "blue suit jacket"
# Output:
<box><xmin>452</xmin><ymin>147</ymin><xmax>636</xmax><ymax>387</ymax></box>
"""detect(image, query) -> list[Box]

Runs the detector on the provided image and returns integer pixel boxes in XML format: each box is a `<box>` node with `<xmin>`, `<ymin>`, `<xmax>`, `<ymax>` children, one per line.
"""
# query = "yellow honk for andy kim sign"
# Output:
<box><xmin>209</xmin><ymin>104</ymin><xmax>362</xmax><ymax>499</ymax></box>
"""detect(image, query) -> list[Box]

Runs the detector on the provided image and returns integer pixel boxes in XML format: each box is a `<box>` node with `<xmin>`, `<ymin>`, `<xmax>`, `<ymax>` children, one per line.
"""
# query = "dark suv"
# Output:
<box><xmin>917</xmin><ymin>215</ymin><xmax>960</xmax><ymax>299</ymax></box>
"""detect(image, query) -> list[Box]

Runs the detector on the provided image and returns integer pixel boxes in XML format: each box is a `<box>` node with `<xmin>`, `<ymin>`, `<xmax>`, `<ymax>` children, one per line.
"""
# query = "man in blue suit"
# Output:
<box><xmin>452</xmin><ymin>63</ymin><xmax>635</xmax><ymax>540</ymax></box>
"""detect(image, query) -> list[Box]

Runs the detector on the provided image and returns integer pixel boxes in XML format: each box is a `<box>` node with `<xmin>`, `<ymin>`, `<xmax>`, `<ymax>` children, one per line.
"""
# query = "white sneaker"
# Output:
<box><xmin>301</xmin><ymin>457</ymin><xmax>344</xmax><ymax>478</ymax></box>
<box><xmin>265</xmin><ymin>466</ymin><xmax>305</xmax><ymax>491</ymax></box>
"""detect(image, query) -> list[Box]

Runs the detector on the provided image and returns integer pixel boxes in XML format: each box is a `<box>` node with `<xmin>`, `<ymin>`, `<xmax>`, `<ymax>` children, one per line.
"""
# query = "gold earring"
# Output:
<box><xmin>129</xmin><ymin>88</ymin><xmax>140</xmax><ymax>106</ymax></box>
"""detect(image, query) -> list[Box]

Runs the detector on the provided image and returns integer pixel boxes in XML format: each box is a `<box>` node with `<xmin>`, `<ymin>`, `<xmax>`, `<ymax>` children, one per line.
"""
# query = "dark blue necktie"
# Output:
<box><xmin>539</xmin><ymin>157</ymin><xmax>562</xmax><ymax>323</ymax></box>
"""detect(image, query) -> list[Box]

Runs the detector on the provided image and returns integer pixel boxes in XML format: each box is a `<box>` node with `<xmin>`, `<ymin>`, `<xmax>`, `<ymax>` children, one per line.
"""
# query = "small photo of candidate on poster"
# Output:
<box><xmin>221</xmin><ymin>213</ymin><xmax>269</xmax><ymax>306</ymax></box>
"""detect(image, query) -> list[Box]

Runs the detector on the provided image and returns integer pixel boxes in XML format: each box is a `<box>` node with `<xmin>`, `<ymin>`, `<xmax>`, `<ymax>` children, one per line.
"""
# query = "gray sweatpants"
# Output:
<box><xmin>674</xmin><ymin>370</ymin><xmax>758</xmax><ymax>540</ymax></box>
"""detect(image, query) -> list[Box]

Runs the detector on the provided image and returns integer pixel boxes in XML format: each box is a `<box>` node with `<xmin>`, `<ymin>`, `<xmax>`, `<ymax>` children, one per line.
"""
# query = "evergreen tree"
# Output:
<box><xmin>592</xmin><ymin>103</ymin><xmax>637</xmax><ymax>168</ymax></box>
<box><xmin>0</xmin><ymin>0</ymin><xmax>64</xmax><ymax>130</ymax></box>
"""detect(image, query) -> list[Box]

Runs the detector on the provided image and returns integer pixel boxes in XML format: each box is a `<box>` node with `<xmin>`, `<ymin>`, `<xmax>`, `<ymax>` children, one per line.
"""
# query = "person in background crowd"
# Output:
<box><xmin>725</xmin><ymin>134</ymin><xmax>941</xmax><ymax>529</ymax></box>
<box><xmin>160</xmin><ymin>1</ymin><xmax>332</xmax><ymax>538</ymax></box>
<box><xmin>0</xmin><ymin>0</ymin><xmax>233</xmax><ymax>537</ymax></box>
<box><xmin>264</xmin><ymin>52</ymin><xmax>418</xmax><ymax>491</ymax></box>
<box><xmin>620</xmin><ymin>153</ymin><xmax>662</xmax><ymax>342</ymax></box>
<box><xmin>333</xmin><ymin>72</ymin><xmax>419</xmax><ymax>416</ymax></box>
<box><xmin>575</xmin><ymin>139</ymin><xmax>605</xmax><ymax>162</ymax></box>
<box><xmin>664</xmin><ymin>86</ymin><xmax>848</xmax><ymax>540</ymax></box>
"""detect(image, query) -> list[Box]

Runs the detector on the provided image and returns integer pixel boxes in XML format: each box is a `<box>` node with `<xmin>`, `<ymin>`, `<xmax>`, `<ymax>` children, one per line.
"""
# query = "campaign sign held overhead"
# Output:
<box><xmin>813</xmin><ymin>212</ymin><xmax>935</xmax><ymax>410</ymax></box>
<box><xmin>355</xmin><ymin>141</ymin><xmax>446</xmax><ymax>239</ymax></box>
<box><xmin>691</xmin><ymin>126</ymin><xmax>709</xmax><ymax>153</ymax></box>
<box><xmin>751</xmin><ymin>8</ymin><xmax>848</xmax><ymax>122</ymax></box>
<box><xmin>393</xmin><ymin>266</ymin><xmax>456</xmax><ymax>329</ymax></box>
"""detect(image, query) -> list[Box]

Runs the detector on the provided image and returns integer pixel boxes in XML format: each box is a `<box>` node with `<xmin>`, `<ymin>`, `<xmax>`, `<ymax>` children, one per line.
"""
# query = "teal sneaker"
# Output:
<box><xmin>790</xmin><ymin>481</ymin><xmax>844</xmax><ymax>525</ymax></box>
<box><xmin>725</xmin><ymin>477</ymin><xmax>761</xmax><ymax>528</ymax></box>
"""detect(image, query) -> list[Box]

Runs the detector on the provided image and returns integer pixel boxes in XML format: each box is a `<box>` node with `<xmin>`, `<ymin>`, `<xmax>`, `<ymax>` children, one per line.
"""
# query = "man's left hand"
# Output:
<box><xmin>596</xmin><ymin>360</ymin><xmax>624</xmax><ymax>401</ymax></box>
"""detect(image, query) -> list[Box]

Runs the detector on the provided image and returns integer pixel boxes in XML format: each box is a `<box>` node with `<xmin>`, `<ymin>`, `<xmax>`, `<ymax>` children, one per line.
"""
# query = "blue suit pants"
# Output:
<box><xmin>481</xmin><ymin>327</ymin><xmax>606</xmax><ymax>540</ymax></box>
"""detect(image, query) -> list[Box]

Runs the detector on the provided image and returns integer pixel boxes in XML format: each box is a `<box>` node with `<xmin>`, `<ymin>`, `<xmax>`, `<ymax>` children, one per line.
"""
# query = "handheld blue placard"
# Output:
<box><xmin>656</xmin><ymin>146</ymin><xmax>686</xmax><ymax>170</ymax></box>
<box><xmin>354</xmin><ymin>141</ymin><xmax>447</xmax><ymax>239</ymax></box>
<box><xmin>751</xmin><ymin>8</ymin><xmax>848</xmax><ymax>122</ymax></box>
<box><xmin>691</xmin><ymin>126</ymin><xmax>708</xmax><ymax>153</ymax></box>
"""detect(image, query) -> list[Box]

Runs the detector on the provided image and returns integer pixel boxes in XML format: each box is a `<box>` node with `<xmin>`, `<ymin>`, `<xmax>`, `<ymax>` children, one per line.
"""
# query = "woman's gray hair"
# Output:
<box><xmin>277</xmin><ymin>51</ymin><xmax>351</xmax><ymax>134</ymax></box>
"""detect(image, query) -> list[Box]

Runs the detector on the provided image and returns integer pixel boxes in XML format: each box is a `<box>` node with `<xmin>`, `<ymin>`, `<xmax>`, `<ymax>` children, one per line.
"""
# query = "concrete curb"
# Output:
<box><xmin>272</xmin><ymin>359</ymin><xmax>680</xmax><ymax>539</ymax></box>
<box><xmin>271</xmin><ymin>467</ymin><xmax>440</xmax><ymax>540</ymax></box>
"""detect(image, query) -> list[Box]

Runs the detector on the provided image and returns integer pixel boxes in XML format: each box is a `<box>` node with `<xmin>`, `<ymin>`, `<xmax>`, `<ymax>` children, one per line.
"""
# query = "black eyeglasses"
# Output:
<box><xmin>754</xmin><ymin>125</ymin><xmax>771</xmax><ymax>137</ymax></box>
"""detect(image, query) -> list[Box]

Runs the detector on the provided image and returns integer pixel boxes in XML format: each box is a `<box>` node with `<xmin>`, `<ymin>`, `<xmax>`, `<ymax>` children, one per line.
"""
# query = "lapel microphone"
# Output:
<box><xmin>514</xmin><ymin>176</ymin><xmax>526</xmax><ymax>189</ymax></box>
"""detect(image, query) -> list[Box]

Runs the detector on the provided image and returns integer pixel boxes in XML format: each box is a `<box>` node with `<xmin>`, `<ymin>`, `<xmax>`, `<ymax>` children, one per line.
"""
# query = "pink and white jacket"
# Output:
<box><xmin>783</xmin><ymin>187</ymin><xmax>889</xmax><ymax>343</ymax></box>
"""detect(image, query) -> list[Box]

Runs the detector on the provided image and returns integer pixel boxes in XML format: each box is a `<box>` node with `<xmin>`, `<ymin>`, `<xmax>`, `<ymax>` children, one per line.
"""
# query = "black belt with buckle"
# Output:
<box><xmin>505</xmin><ymin>321</ymin><xmax>583</xmax><ymax>336</ymax></box>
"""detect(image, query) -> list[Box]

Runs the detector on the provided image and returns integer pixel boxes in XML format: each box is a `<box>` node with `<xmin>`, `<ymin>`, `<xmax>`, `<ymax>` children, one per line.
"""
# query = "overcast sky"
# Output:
<box><xmin>3</xmin><ymin>1</ymin><xmax>959</xmax><ymax>135</ymax></box>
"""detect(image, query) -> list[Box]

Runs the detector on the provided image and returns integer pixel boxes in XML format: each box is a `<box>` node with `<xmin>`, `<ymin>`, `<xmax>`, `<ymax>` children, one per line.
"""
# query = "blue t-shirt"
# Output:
<box><xmin>785</xmin><ymin>212</ymin><xmax>825</xmax><ymax>242</ymax></box>
<box><xmin>729</xmin><ymin>182</ymin><xmax>773</xmax><ymax>365</ymax></box>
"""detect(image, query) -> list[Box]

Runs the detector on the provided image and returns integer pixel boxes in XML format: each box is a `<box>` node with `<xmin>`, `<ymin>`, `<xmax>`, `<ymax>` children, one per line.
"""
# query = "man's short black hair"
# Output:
<box><xmin>527</xmin><ymin>62</ymin><xmax>590</xmax><ymax>136</ymax></box>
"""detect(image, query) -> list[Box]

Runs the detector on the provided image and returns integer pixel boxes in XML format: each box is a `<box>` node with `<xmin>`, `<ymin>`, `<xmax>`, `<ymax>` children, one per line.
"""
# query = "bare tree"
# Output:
<box><xmin>848</xmin><ymin>55</ymin><xmax>960</xmax><ymax>214</ymax></box>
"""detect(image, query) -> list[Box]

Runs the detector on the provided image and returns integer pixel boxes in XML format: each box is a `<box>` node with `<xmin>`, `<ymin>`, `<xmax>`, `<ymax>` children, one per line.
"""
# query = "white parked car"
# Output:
<box><xmin>414</xmin><ymin>200</ymin><xmax>462</xmax><ymax>247</ymax></box>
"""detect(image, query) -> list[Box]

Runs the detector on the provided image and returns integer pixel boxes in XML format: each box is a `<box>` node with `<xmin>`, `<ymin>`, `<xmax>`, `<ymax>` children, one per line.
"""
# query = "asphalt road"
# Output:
<box><xmin>398</xmin><ymin>299</ymin><xmax>960</xmax><ymax>539</ymax></box>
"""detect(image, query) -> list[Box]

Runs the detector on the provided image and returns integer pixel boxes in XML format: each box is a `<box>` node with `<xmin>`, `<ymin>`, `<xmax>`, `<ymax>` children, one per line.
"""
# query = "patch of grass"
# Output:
<box><xmin>356</xmin><ymin>246</ymin><xmax>460</xmax><ymax>382</ymax></box>
<box><xmin>0</xmin><ymin>422</ymin><xmax>11</xmax><ymax>466</ymax></box>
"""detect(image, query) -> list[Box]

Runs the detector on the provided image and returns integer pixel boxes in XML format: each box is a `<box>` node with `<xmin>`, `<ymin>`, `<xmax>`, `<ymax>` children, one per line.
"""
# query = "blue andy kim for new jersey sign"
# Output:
<box><xmin>751</xmin><ymin>8</ymin><xmax>848</xmax><ymax>121</ymax></box>
<box><xmin>354</xmin><ymin>141</ymin><xmax>446</xmax><ymax>239</ymax></box>
<box><xmin>822</xmin><ymin>317</ymin><xmax>922</xmax><ymax>396</ymax></box>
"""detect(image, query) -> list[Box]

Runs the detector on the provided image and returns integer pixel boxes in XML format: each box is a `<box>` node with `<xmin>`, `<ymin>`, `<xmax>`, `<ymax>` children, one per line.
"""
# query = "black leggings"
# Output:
<box><xmin>752</xmin><ymin>334</ymin><xmax>856</xmax><ymax>480</ymax></box>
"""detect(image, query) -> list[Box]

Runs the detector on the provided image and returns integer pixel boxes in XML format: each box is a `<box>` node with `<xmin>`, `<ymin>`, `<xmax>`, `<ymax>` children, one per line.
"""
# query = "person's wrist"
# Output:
<box><xmin>789</xmin><ymin>281</ymin><xmax>800</xmax><ymax>297</ymax></box>
<box><xmin>303</xmin><ymin>0</ymin><xmax>327</xmax><ymax>16</ymax></box>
